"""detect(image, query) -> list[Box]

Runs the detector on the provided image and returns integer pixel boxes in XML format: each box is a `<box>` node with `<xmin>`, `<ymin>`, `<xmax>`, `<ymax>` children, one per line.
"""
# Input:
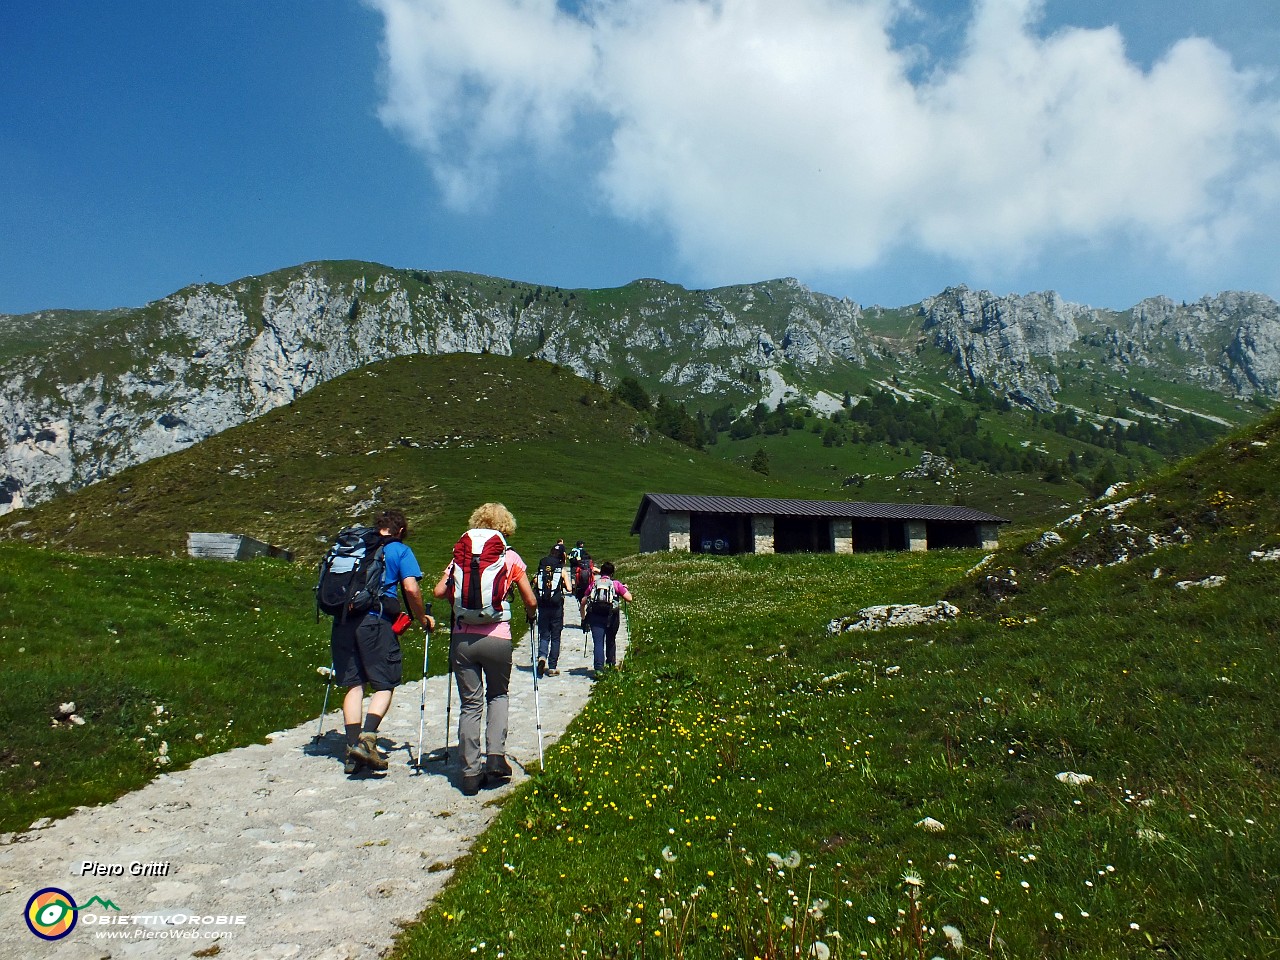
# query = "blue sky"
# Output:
<box><xmin>2</xmin><ymin>0</ymin><xmax>1278</xmax><ymax>315</ymax></box>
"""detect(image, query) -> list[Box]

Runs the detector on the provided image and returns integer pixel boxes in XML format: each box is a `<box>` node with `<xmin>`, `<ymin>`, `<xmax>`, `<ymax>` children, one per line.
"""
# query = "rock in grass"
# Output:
<box><xmin>915</xmin><ymin>817</ymin><xmax>946</xmax><ymax>833</ymax></box>
<box><xmin>1056</xmin><ymin>771</ymin><xmax>1094</xmax><ymax>786</ymax></box>
<box><xmin>828</xmin><ymin>601</ymin><xmax>959</xmax><ymax>634</ymax></box>
<box><xmin>1175</xmin><ymin>576</ymin><xmax>1227</xmax><ymax>590</ymax></box>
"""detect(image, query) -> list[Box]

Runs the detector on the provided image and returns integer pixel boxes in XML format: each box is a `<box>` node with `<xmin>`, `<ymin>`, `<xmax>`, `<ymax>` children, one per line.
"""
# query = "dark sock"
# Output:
<box><xmin>344</xmin><ymin>724</ymin><xmax>361</xmax><ymax>747</ymax></box>
<box><xmin>362</xmin><ymin>713</ymin><xmax>382</xmax><ymax>734</ymax></box>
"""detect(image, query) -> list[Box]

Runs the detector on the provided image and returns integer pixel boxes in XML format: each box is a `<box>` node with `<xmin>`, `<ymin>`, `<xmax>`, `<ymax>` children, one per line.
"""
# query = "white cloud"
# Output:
<box><xmin>369</xmin><ymin>0</ymin><xmax>597</xmax><ymax>208</ymax></box>
<box><xmin>366</xmin><ymin>0</ymin><xmax>1280</xmax><ymax>280</ymax></box>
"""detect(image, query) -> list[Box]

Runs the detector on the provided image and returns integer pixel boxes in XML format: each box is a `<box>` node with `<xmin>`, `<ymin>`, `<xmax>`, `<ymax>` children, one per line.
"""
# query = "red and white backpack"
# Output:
<box><xmin>447</xmin><ymin>528</ymin><xmax>512</xmax><ymax>625</ymax></box>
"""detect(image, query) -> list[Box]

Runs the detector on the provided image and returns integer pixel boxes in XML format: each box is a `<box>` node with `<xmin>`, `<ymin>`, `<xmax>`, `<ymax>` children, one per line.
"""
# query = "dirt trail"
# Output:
<box><xmin>1</xmin><ymin>601</ymin><xmax>623</xmax><ymax>959</ymax></box>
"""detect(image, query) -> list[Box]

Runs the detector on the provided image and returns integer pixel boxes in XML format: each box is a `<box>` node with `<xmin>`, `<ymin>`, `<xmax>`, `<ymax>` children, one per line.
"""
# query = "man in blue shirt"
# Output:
<box><xmin>331</xmin><ymin>509</ymin><xmax>436</xmax><ymax>774</ymax></box>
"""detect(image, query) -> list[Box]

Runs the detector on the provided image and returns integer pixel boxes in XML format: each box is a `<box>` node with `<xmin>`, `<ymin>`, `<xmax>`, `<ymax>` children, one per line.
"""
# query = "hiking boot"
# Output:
<box><xmin>545</xmin><ymin>667</ymin><xmax>560</xmax><ymax>677</ymax></box>
<box><xmin>349</xmin><ymin>732</ymin><xmax>388</xmax><ymax>771</ymax></box>
<box><xmin>343</xmin><ymin>746</ymin><xmax>362</xmax><ymax>775</ymax></box>
<box><xmin>536</xmin><ymin>657</ymin><xmax>547</xmax><ymax>678</ymax></box>
<box><xmin>460</xmin><ymin>774</ymin><xmax>484</xmax><ymax>797</ymax></box>
<box><xmin>486</xmin><ymin>755</ymin><xmax>513</xmax><ymax>784</ymax></box>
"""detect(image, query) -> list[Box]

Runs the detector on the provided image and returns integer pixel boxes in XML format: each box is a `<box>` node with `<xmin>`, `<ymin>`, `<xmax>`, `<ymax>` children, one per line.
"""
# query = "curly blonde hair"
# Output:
<box><xmin>468</xmin><ymin>502</ymin><xmax>517</xmax><ymax>538</ymax></box>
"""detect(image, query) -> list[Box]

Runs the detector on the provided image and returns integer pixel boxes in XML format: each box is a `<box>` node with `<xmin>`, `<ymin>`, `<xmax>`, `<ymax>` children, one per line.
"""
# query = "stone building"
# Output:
<box><xmin>631</xmin><ymin>494</ymin><xmax>1006</xmax><ymax>555</ymax></box>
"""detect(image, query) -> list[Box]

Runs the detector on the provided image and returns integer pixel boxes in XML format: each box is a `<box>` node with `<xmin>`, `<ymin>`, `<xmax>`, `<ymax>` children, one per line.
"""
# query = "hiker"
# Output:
<box><xmin>533</xmin><ymin>542</ymin><xmax>573</xmax><ymax>677</ymax></box>
<box><xmin>580</xmin><ymin>560</ymin><xmax>633</xmax><ymax>677</ymax></box>
<box><xmin>330</xmin><ymin>509</ymin><xmax>435</xmax><ymax>774</ymax></box>
<box><xmin>433</xmin><ymin>502</ymin><xmax>538</xmax><ymax>796</ymax></box>
<box><xmin>568</xmin><ymin>540</ymin><xmax>592</xmax><ymax>601</ymax></box>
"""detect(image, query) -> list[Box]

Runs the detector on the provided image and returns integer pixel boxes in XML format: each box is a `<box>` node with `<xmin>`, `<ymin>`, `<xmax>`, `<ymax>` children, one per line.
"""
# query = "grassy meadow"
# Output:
<box><xmin>0</xmin><ymin>545</ymin><xmax>327</xmax><ymax>832</ymax></box>
<box><xmin>388</xmin><ymin>413</ymin><xmax>1280</xmax><ymax>959</ymax></box>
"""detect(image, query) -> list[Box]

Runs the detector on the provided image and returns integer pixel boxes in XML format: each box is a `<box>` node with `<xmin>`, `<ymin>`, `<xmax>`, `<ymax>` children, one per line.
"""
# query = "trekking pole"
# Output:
<box><xmin>441</xmin><ymin>606</ymin><xmax>454</xmax><ymax>762</ymax></box>
<box><xmin>415</xmin><ymin>602</ymin><xmax>433</xmax><ymax>769</ymax></box>
<box><xmin>314</xmin><ymin>664</ymin><xmax>335</xmax><ymax>740</ymax></box>
<box><xmin>529</xmin><ymin>615</ymin><xmax>544</xmax><ymax>766</ymax></box>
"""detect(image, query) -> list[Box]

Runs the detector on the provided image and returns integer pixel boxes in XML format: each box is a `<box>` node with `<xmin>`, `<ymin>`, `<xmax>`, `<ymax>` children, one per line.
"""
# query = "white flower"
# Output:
<box><xmin>661</xmin><ymin>846</ymin><xmax>677</xmax><ymax>862</ymax></box>
<box><xmin>1056</xmin><ymin>771</ymin><xmax>1094</xmax><ymax>786</ymax></box>
<box><xmin>903</xmin><ymin>872</ymin><xmax>924</xmax><ymax>888</ymax></box>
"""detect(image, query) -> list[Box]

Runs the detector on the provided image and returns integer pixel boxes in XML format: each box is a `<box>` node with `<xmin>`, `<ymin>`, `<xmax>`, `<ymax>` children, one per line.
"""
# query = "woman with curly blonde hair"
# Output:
<box><xmin>433</xmin><ymin>502</ymin><xmax>537</xmax><ymax>795</ymax></box>
<box><xmin>467</xmin><ymin>501</ymin><xmax>517</xmax><ymax>538</ymax></box>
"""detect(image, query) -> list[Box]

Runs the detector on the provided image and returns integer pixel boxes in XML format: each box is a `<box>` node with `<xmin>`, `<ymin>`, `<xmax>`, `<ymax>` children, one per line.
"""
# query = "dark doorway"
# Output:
<box><xmin>775</xmin><ymin>516</ymin><xmax>832</xmax><ymax>553</ymax></box>
<box><xmin>690</xmin><ymin>513</ymin><xmax>751</xmax><ymax>554</ymax></box>
<box><xmin>925</xmin><ymin>521</ymin><xmax>980</xmax><ymax>549</ymax></box>
<box><xmin>851</xmin><ymin>519</ymin><xmax>908</xmax><ymax>552</ymax></box>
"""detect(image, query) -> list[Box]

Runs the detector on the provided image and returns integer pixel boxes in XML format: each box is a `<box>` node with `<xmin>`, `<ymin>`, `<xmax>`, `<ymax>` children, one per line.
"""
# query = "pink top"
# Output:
<box><xmin>445</xmin><ymin>549</ymin><xmax>527</xmax><ymax>640</ymax></box>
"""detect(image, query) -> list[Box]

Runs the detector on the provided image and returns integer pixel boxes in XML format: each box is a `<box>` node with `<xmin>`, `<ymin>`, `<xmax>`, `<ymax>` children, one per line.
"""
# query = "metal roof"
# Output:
<box><xmin>630</xmin><ymin>493</ymin><xmax>1008</xmax><ymax>534</ymax></box>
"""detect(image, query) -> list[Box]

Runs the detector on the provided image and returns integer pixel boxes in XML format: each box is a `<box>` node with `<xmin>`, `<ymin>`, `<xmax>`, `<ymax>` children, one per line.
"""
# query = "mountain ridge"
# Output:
<box><xmin>1</xmin><ymin>260</ymin><xmax>1276</xmax><ymax>513</ymax></box>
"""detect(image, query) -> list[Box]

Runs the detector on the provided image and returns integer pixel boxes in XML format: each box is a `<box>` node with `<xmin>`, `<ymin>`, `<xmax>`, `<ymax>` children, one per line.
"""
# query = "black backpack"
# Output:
<box><xmin>315</xmin><ymin>526</ymin><xmax>388</xmax><ymax>621</ymax></box>
<box><xmin>536</xmin><ymin>562</ymin><xmax>565</xmax><ymax>603</ymax></box>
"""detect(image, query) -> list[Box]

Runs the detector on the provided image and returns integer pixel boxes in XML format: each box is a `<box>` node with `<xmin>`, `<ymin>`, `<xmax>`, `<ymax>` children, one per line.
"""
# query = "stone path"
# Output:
<box><xmin>1</xmin><ymin>601</ymin><xmax>623</xmax><ymax>959</ymax></box>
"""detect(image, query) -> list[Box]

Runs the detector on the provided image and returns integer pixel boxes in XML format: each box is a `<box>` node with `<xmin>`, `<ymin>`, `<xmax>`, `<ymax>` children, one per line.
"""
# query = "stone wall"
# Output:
<box><xmin>831</xmin><ymin>518</ymin><xmax>853</xmax><ymax>554</ymax></box>
<box><xmin>669</xmin><ymin>511</ymin><xmax>691</xmax><ymax>552</ymax></box>
<box><xmin>906</xmin><ymin>520</ymin><xmax>928</xmax><ymax>552</ymax></box>
<box><xmin>752</xmin><ymin>514</ymin><xmax>775</xmax><ymax>554</ymax></box>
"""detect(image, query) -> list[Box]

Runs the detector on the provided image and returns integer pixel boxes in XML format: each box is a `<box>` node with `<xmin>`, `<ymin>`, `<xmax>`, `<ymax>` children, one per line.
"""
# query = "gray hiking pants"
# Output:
<box><xmin>451</xmin><ymin>631</ymin><xmax>512</xmax><ymax>778</ymax></box>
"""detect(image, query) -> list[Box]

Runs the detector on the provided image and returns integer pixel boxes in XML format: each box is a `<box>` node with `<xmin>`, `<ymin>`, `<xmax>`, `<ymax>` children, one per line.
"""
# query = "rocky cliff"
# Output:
<box><xmin>2</xmin><ymin>263</ymin><xmax>1277</xmax><ymax>513</ymax></box>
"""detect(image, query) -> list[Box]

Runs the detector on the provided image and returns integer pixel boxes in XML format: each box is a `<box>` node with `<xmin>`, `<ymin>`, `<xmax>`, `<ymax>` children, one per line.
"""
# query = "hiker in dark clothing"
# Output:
<box><xmin>568</xmin><ymin>540</ymin><xmax>592</xmax><ymax>601</ymax></box>
<box><xmin>533</xmin><ymin>543</ymin><xmax>572</xmax><ymax>677</ymax></box>
<box><xmin>332</xmin><ymin>509</ymin><xmax>436</xmax><ymax>774</ymax></box>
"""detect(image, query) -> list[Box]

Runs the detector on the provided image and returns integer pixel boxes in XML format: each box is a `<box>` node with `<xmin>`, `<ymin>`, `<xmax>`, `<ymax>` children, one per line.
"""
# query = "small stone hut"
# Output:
<box><xmin>631</xmin><ymin>494</ymin><xmax>1007</xmax><ymax>555</ymax></box>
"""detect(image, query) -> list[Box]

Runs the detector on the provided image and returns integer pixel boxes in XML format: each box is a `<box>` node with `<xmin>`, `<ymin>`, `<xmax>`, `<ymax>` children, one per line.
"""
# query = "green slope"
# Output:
<box><xmin>0</xmin><ymin>353</ymin><xmax>861</xmax><ymax>564</ymax></box>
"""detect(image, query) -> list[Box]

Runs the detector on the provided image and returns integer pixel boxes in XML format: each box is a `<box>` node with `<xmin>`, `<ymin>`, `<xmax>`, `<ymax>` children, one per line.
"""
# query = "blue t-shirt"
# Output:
<box><xmin>381</xmin><ymin>540</ymin><xmax>424</xmax><ymax>600</ymax></box>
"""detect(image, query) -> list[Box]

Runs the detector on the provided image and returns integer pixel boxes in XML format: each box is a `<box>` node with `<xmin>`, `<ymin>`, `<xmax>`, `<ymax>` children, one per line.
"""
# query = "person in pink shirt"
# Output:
<box><xmin>433</xmin><ymin>502</ymin><xmax>537</xmax><ymax>796</ymax></box>
<box><xmin>580</xmin><ymin>560</ymin><xmax>634</xmax><ymax>677</ymax></box>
